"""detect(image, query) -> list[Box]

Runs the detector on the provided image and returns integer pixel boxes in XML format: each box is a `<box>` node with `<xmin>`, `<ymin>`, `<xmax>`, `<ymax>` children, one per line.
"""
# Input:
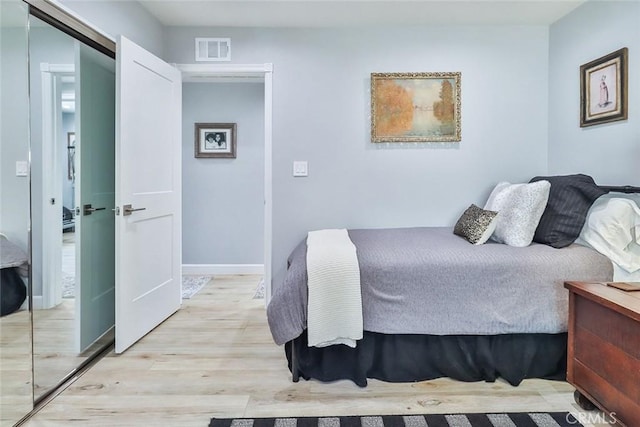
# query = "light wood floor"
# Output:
<box><xmin>31</xmin><ymin>230</ymin><xmax>113</xmax><ymax>400</ymax></box>
<box><xmin>32</xmin><ymin>299</ymin><xmax>114</xmax><ymax>400</ymax></box>
<box><xmin>0</xmin><ymin>308</ymin><xmax>33</xmax><ymax>427</ymax></box>
<box><xmin>23</xmin><ymin>275</ymin><xmax>609</xmax><ymax>426</ymax></box>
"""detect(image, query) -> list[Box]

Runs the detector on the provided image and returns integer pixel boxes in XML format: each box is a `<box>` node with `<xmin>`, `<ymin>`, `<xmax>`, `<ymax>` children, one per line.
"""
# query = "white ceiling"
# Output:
<box><xmin>138</xmin><ymin>0</ymin><xmax>586</xmax><ymax>28</ymax></box>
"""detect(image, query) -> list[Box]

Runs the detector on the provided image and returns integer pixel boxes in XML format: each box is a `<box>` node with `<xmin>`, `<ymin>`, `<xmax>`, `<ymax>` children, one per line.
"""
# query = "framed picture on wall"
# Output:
<box><xmin>580</xmin><ymin>47</ymin><xmax>628</xmax><ymax>127</ymax></box>
<box><xmin>371</xmin><ymin>72</ymin><xmax>462</xmax><ymax>143</ymax></box>
<box><xmin>194</xmin><ymin>122</ymin><xmax>237</xmax><ymax>158</ymax></box>
<box><xmin>67</xmin><ymin>132</ymin><xmax>76</xmax><ymax>180</ymax></box>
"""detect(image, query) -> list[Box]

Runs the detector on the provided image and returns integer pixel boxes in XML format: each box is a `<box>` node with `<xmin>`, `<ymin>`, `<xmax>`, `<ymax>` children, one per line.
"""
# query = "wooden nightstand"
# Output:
<box><xmin>564</xmin><ymin>281</ymin><xmax>640</xmax><ymax>427</ymax></box>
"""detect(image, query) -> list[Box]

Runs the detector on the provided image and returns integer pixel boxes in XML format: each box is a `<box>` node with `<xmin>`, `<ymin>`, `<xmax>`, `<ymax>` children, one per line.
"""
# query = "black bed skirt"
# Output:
<box><xmin>285</xmin><ymin>330</ymin><xmax>567</xmax><ymax>387</ymax></box>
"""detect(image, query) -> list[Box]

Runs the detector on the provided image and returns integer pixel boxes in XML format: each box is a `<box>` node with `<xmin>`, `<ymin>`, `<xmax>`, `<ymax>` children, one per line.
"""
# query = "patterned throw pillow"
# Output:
<box><xmin>484</xmin><ymin>180</ymin><xmax>551</xmax><ymax>247</ymax></box>
<box><xmin>453</xmin><ymin>204</ymin><xmax>499</xmax><ymax>245</ymax></box>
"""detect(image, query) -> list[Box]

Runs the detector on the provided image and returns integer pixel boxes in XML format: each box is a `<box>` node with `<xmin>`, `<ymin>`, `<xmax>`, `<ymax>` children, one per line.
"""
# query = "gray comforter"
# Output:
<box><xmin>0</xmin><ymin>237</ymin><xmax>28</xmax><ymax>270</ymax></box>
<box><xmin>267</xmin><ymin>227</ymin><xmax>613</xmax><ymax>345</ymax></box>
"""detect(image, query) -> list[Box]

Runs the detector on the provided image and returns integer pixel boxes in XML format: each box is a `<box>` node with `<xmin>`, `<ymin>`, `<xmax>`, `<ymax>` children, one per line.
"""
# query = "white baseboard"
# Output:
<box><xmin>31</xmin><ymin>296</ymin><xmax>43</xmax><ymax>310</ymax></box>
<box><xmin>182</xmin><ymin>264</ymin><xmax>264</xmax><ymax>276</ymax></box>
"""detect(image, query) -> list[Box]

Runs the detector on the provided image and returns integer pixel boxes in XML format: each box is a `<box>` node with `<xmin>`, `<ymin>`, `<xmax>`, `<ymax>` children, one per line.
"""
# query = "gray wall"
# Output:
<box><xmin>26</xmin><ymin>3</ymin><xmax>634</xmax><ymax>292</ymax></box>
<box><xmin>164</xmin><ymin>25</ymin><xmax>551</xmax><ymax>286</ymax></box>
<box><xmin>58</xmin><ymin>0</ymin><xmax>165</xmax><ymax>58</ymax></box>
<box><xmin>182</xmin><ymin>83</ymin><xmax>265</xmax><ymax>264</ymax></box>
<box><xmin>0</xmin><ymin>3</ymin><xmax>30</xmax><ymax>253</ymax></box>
<box><xmin>548</xmin><ymin>1</ymin><xmax>640</xmax><ymax>184</ymax></box>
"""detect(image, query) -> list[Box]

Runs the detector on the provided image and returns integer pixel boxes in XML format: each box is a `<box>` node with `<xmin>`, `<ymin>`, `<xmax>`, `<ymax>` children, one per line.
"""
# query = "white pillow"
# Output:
<box><xmin>578</xmin><ymin>197</ymin><xmax>640</xmax><ymax>273</ymax></box>
<box><xmin>484</xmin><ymin>180</ymin><xmax>551</xmax><ymax>247</ymax></box>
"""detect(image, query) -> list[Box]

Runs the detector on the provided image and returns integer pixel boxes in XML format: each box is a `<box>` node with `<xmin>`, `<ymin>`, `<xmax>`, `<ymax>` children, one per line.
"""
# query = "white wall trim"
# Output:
<box><xmin>176</xmin><ymin>63</ymin><xmax>269</xmax><ymax>77</ymax></box>
<box><xmin>182</xmin><ymin>264</ymin><xmax>265</xmax><ymax>275</ymax></box>
<box><xmin>32</xmin><ymin>296</ymin><xmax>44</xmax><ymax>310</ymax></box>
<box><xmin>263</xmin><ymin>66</ymin><xmax>273</xmax><ymax>306</ymax></box>
<box><xmin>40</xmin><ymin>63</ymin><xmax>75</xmax><ymax>73</ymax></box>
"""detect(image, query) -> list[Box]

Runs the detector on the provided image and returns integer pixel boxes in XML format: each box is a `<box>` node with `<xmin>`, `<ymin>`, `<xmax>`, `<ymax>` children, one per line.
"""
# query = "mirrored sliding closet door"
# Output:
<box><xmin>28</xmin><ymin>11</ymin><xmax>116</xmax><ymax>402</ymax></box>
<box><xmin>1</xmin><ymin>2</ymin><xmax>117</xmax><ymax>423</ymax></box>
<box><xmin>0</xmin><ymin>0</ymin><xmax>33</xmax><ymax>425</ymax></box>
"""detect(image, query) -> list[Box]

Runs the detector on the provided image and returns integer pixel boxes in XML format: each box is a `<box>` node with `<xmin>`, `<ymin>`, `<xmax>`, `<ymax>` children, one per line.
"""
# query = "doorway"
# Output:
<box><xmin>177</xmin><ymin>64</ymin><xmax>273</xmax><ymax>302</ymax></box>
<box><xmin>38</xmin><ymin>62</ymin><xmax>75</xmax><ymax>312</ymax></box>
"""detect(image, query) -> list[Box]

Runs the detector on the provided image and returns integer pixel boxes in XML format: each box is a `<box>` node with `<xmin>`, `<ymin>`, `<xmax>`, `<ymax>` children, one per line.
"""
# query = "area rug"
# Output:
<box><xmin>181</xmin><ymin>275</ymin><xmax>212</xmax><ymax>299</ymax></box>
<box><xmin>253</xmin><ymin>278</ymin><xmax>265</xmax><ymax>299</ymax></box>
<box><xmin>62</xmin><ymin>271</ymin><xmax>75</xmax><ymax>298</ymax></box>
<box><xmin>209</xmin><ymin>413</ymin><xmax>583</xmax><ymax>427</ymax></box>
<box><xmin>62</xmin><ymin>274</ymin><xmax>210</xmax><ymax>300</ymax></box>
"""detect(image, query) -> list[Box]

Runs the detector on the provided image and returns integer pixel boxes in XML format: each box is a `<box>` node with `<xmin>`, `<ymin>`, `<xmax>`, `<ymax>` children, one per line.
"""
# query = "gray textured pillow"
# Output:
<box><xmin>484</xmin><ymin>180</ymin><xmax>551</xmax><ymax>247</ymax></box>
<box><xmin>453</xmin><ymin>204</ymin><xmax>499</xmax><ymax>245</ymax></box>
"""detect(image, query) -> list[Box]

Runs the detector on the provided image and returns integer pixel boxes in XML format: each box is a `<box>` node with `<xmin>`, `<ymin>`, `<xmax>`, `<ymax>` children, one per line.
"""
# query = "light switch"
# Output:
<box><xmin>293</xmin><ymin>161</ymin><xmax>308</xmax><ymax>177</ymax></box>
<box><xmin>16</xmin><ymin>161</ymin><xmax>28</xmax><ymax>177</ymax></box>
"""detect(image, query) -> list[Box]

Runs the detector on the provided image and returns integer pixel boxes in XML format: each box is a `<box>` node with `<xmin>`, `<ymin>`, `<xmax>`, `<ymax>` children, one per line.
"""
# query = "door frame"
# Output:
<box><xmin>40</xmin><ymin>62</ymin><xmax>75</xmax><ymax>310</ymax></box>
<box><xmin>175</xmin><ymin>63</ymin><xmax>274</xmax><ymax>303</ymax></box>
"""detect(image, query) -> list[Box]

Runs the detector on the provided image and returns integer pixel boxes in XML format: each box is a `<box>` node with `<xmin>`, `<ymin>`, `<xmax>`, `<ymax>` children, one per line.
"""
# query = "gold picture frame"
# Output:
<box><xmin>580</xmin><ymin>47</ymin><xmax>628</xmax><ymax>127</ymax></box>
<box><xmin>371</xmin><ymin>72</ymin><xmax>461</xmax><ymax>143</ymax></box>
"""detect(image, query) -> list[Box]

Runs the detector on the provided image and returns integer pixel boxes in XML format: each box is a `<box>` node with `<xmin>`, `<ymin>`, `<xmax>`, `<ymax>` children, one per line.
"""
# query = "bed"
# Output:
<box><xmin>0</xmin><ymin>235</ymin><xmax>28</xmax><ymax>316</ymax></box>
<box><xmin>266</xmin><ymin>178</ymin><xmax>640</xmax><ymax>387</ymax></box>
<box><xmin>267</xmin><ymin>227</ymin><xmax>612</xmax><ymax>386</ymax></box>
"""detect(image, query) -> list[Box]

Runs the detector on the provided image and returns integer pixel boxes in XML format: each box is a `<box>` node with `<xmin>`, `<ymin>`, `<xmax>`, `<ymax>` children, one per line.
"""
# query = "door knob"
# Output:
<box><xmin>83</xmin><ymin>204</ymin><xmax>106</xmax><ymax>216</ymax></box>
<box><xmin>122</xmin><ymin>204</ymin><xmax>146</xmax><ymax>216</ymax></box>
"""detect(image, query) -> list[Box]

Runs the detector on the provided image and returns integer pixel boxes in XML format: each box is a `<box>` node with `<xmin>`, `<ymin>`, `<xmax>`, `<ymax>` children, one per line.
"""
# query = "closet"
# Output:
<box><xmin>0</xmin><ymin>2</ymin><xmax>116</xmax><ymax>424</ymax></box>
<box><xmin>0</xmin><ymin>2</ymin><xmax>182</xmax><ymax>424</ymax></box>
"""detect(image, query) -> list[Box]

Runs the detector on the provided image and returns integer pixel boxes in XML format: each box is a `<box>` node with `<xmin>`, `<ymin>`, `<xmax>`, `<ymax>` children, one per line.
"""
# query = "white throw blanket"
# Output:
<box><xmin>306</xmin><ymin>229</ymin><xmax>362</xmax><ymax>348</ymax></box>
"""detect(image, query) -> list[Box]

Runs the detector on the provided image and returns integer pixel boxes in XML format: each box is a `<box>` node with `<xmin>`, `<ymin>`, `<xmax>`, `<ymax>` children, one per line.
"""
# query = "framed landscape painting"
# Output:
<box><xmin>371</xmin><ymin>72</ymin><xmax>461</xmax><ymax>143</ymax></box>
<box><xmin>580</xmin><ymin>47</ymin><xmax>628</xmax><ymax>127</ymax></box>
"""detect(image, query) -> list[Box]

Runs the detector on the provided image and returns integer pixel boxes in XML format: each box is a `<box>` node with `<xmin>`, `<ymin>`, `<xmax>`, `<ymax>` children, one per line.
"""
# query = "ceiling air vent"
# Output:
<box><xmin>195</xmin><ymin>38</ymin><xmax>231</xmax><ymax>62</ymax></box>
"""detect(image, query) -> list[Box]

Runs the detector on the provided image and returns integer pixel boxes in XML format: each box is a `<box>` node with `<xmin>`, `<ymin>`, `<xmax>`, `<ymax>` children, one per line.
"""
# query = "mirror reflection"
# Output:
<box><xmin>1</xmin><ymin>4</ymin><xmax>116</xmax><ymax>421</ymax></box>
<box><xmin>29</xmin><ymin>14</ymin><xmax>116</xmax><ymax>401</ymax></box>
<box><xmin>0</xmin><ymin>0</ymin><xmax>33</xmax><ymax>425</ymax></box>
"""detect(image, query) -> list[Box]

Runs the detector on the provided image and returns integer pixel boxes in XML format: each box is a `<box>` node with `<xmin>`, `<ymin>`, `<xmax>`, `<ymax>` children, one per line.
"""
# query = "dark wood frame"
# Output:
<box><xmin>580</xmin><ymin>47</ymin><xmax>628</xmax><ymax>127</ymax></box>
<box><xmin>194</xmin><ymin>122</ymin><xmax>236</xmax><ymax>158</ymax></box>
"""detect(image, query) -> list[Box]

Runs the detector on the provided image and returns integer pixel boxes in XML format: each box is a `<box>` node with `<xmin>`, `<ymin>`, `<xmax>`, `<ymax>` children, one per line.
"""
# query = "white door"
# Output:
<box><xmin>40</xmin><ymin>65</ymin><xmax>67</xmax><ymax>310</ymax></box>
<box><xmin>75</xmin><ymin>43</ymin><xmax>116</xmax><ymax>352</ymax></box>
<box><xmin>115</xmin><ymin>36</ymin><xmax>182</xmax><ymax>353</ymax></box>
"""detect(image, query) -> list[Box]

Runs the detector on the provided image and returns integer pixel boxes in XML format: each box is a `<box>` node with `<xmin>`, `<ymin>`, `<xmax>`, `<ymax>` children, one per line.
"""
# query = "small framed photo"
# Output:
<box><xmin>194</xmin><ymin>123</ymin><xmax>237</xmax><ymax>158</ymax></box>
<box><xmin>67</xmin><ymin>132</ymin><xmax>76</xmax><ymax>180</ymax></box>
<box><xmin>580</xmin><ymin>47</ymin><xmax>628</xmax><ymax>127</ymax></box>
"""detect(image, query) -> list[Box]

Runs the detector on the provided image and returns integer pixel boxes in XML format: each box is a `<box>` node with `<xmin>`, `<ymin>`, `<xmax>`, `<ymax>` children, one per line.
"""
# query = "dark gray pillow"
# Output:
<box><xmin>453</xmin><ymin>204</ymin><xmax>499</xmax><ymax>245</ymax></box>
<box><xmin>530</xmin><ymin>174</ymin><xmax>607</xmax><ymax>248</ymax></box>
